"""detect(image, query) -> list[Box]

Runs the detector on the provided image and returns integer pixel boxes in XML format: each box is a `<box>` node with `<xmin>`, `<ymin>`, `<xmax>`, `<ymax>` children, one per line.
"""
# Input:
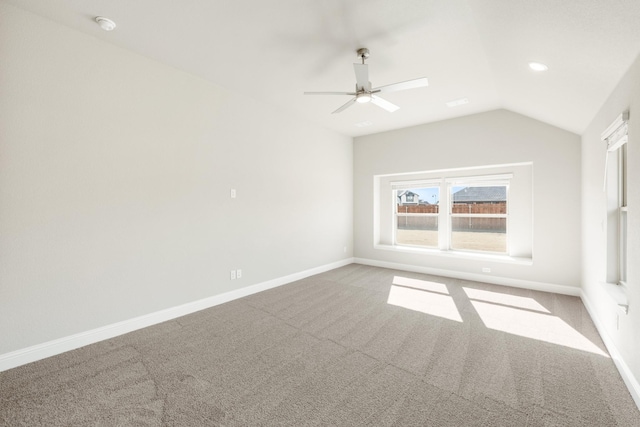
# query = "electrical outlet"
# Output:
<box><xmin>230</xmin><ymin>188</ymin><xmax>236</xmax><ymax>199</ymax></box>
<box><xmin>230</xmin><ymin>270</ymin><xmax>236</xmax><ymax>280</ymax></box>
<box><xmin>482</xmin><ymin>267</ymin><xmax>491</xmax><ymax>273</ymax></box>
<box><xmin>236</xmin><ymin>269</ymin><xmax>242</xmax><ymax>279</ymax></box>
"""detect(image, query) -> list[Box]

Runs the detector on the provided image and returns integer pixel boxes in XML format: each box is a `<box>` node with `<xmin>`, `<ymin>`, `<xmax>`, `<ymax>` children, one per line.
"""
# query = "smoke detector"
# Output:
<box><xmin>95</xmin><ymin>16</ymin><xmax>116</xmax><ymax>31</ymax></box>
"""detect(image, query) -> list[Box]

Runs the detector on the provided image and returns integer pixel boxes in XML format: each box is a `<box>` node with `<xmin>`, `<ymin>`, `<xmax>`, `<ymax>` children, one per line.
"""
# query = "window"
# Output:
<box><xmin>390</xmin><ymin>175</ymin><xmax>510</xmax><ymax>254</ymax></box>
<box><xmin>450</xmin><ymin>184</ymin><xmax>508</xmax><ymax>253</ymax></box>
<box><xmin>376</xmin><ymin>163</ymin><xmax>532</xmax><ymax>260</ymax></box>
<box><xmin>603</xmin><ymin>112</ymin><xmax>629</xmax><ymax>286</ymax></box>
<box><xmin>618</xmin><ymin>144</ymin><xmax>628</xmax><ymax>285</ymax></box>
<box><xmin>394</xmin><ymin>187</ymin><xmax>440</xmax><ymax>248</ymax></box>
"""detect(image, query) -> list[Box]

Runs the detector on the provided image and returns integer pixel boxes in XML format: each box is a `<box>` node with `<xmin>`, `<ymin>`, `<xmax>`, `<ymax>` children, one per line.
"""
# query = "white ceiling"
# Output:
<box><xmin>6</xmin><ymin>0</ymin><xmax>640</xmax><ymax>137</ymax></box>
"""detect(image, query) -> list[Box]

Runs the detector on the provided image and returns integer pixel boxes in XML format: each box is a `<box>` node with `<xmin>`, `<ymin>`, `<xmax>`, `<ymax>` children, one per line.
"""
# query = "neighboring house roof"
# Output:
<box><xmin>452</xmin><ymin>186</ymin><xmax>506</xmax><ymax>203</ymax></box>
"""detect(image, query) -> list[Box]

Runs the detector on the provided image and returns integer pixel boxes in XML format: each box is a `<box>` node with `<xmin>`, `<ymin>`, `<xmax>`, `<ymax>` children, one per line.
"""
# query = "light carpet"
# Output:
<box><xmin>1</xmin><ymin>264</ymin><xmax>639</xmax><ymax>426</ymax></box>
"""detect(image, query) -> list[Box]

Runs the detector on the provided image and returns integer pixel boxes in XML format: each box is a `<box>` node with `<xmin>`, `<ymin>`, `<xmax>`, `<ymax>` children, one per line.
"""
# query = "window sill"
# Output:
<box><xmin>601</xmin><ymin>282</ymin><xmax>629</xmax><ymax>315</ymax></box>
<box><xmin>374</xmin><ymin>244</ymin><xmax>533</xmax><ymax>265</ymax></box>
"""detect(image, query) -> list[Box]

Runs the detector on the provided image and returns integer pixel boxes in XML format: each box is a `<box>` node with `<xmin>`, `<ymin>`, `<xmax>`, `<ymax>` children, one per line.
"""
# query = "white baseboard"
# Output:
<box><xmin>581</xmin><ymin>290</ymin><xmax>640</xmax><ymax>410</ymax></box>
<box><xmin>354</xmin><ymin>257</ymin><xmax>581</xmax><ymax>296</ymax></box>
<box><xmin>0</xmin><ymin>258</ymin><xmax>354</xmax><ymax>373</ymax></box>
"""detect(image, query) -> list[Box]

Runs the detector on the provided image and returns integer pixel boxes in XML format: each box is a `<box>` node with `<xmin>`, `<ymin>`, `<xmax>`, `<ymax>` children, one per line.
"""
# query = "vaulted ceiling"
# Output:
<box><xmin>6</xmin><ymin>0</ymin><xmax>640</xmax><ymax>136</ymax></box>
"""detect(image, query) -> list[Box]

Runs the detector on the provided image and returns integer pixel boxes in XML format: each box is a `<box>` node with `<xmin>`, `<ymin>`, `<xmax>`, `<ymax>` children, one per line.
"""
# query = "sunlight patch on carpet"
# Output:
<box><xmin>463</xmin><ymin>288</ymin><xmax>550</xmax><ymax>313</ymax></box>
<box><xmin>463</xmin><ymin>289</ymin><xmax>608</xmax><ymax>357</ymax></box>
<box><xmin>387</xmin><ymin>276</ymin><xmax>462</xmax><ymax>322</ymax></box>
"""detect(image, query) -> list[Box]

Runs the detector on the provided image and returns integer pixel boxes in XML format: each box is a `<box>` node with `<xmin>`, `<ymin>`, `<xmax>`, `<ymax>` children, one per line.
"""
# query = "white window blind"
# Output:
<box><xmin>602</xmin><ymin>111</ymin><xmax>629</xmax><ymax>151</ymax></box>
<box><xmin>602</xmin><ymin>111</ymin><xmax>629</xmax><ymax>190</ymax></box>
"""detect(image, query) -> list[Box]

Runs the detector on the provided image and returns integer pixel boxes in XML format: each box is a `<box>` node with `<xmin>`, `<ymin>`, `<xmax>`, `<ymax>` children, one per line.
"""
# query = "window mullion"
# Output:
<box><xmin>440</xmin><ymin>181</ymin><xmax>450</xmax><ymax>250</ymax></box>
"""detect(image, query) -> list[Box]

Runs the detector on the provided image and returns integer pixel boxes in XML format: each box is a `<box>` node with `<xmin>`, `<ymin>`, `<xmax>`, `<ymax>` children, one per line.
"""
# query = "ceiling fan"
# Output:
<box><xmin>304</xmin><ymin>48</ymin><xmax>428</xmax><ymax>114</ymax></box>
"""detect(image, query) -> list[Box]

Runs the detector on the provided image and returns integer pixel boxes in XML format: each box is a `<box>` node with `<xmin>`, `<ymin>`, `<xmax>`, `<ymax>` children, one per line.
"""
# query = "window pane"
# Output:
<box><xmin>396</xmin><ymin>187</ymin><xmax>439</xmax><ymax>247</ymax></box>
<box><xmin>450</xmin><ymin>185</ymin><xmax>507</xmax><ymax>253</ymax></box>
<box><xmin>620</xmin><ymin>209</ymin><xmax>627</xmax><ymax>283</ymax></box>
<box><xmin>451</xmin><ymin>217</ymin><xmax>506</xmax><ymax>252</ymax></box>
<box><xmin>451</xmin><ymin>186</ymin><xmax>507</xmax><ymax>214</ymax></box>
<box><xmin>396</xmin><ymin>215</ymin><xmax>439</xmax><ymax>247</ymax></box>
<box><xmin>621</xmin><ymin>144</ymin><xmax>627</xmax><ymax>207</ymax></box>
<box><xmin>396</xmin><ymin>188</ymin><xmax>440</xmax><ymax>211</ymax></box>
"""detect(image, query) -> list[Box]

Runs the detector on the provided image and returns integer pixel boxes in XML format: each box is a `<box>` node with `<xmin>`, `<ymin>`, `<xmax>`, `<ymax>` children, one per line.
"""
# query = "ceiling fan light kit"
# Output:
<box><xmin>356</xmin><ymin>93</ymin><xmax>372</xmax><ymax>103</ymax></box>
<box><xmin>304</xmin><ymin>48</ymin><xmax>428</xmax><ymax>114</ymax></box>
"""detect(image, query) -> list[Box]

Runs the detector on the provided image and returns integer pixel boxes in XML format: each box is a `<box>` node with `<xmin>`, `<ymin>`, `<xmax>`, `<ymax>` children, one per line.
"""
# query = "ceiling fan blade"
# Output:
<box><xmin>371</xmin><ymin>95</ymin><xmax>399</xmax><ymax>112</ymax></box>
<box><xmin>304</xmin><ymin>91</ymin><xmax>356</xmax><ymax>96</ymax></box>
<box><xmin>372</xmin><ymin>77</ymin><xmax>428</xmax><ymax>93</ymax></box>
<box><xmin>353</xmin><ymin>63</ymin><xmax>369</xmax><ymax>90</ymax></box>
<box><xmin>332</xmin><ymin>97</ymin><xmax>357</xmax><ymax>114</ymax></box>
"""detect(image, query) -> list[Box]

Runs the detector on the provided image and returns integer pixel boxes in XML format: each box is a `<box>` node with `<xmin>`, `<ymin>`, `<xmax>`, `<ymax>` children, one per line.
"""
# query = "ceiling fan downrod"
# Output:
<box><xmin>357</xmin><ymin>48</ymin><xmax>370</xmax><ymax>64</ymax></box>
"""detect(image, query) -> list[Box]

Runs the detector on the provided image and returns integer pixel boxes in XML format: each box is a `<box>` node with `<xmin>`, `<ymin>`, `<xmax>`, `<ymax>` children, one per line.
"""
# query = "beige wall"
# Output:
<box><xmin>581</xmin><ymin>54</ymin><xmax>640</xmax><ymax>390</ymax></box>
<box><xmin>354</xmin><ymin>109</ymin><xmax>581</xmax><ymax>289</ymax></box>
<box><xmin>0</xmin><ymin>4</ymin><xmax>353</xmax><ymax>354</ymax></box>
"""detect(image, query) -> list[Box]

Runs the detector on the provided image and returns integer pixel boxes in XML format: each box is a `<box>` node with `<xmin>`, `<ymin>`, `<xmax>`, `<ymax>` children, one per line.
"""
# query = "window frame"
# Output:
<box><xmin>603</xmin><ymin>112</ymin><xmax>629</xmax><ymax>287</ymax></box>
<box><xmin>391</xmin><ymin>175</ymin><xmax>511</xmax><ymax>255</ymax></box>
<box><xmin>447</xmin><ymin>181</ymin><xmax>509</xmax><ymax>254</ymax></box>
<box><xmin>392</xmin><ymin>181</ymin><xmax>441</xmax><ymax>249</ymax></box>
<box><xmin>617</xmin><ymin>144</ymin><xmax>628</xmax><ymax>285</ymax></box>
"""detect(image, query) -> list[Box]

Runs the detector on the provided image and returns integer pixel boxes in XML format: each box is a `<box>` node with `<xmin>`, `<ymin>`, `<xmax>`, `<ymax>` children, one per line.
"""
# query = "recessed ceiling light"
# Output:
<box><xmin>528</xmin><ymin>62</ymin><xmax>548</xmax><ymax>72</ymax></box>
<box><xmin>355</xmin><ymin>120</ymin><xmax>373</xmax><ymax>127</ymax></box>
<box><xmin>95</xmin><ymin>16</ymin><xmax>116</xmax><ymax>31</ymax></box>
<box><xmin>446</xmin><ymin>98</ymin><xmax>469</xmax><ymax>108</ymax></box>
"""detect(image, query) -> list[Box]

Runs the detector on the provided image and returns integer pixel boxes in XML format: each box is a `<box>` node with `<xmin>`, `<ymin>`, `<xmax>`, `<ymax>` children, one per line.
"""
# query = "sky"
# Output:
<box><xmin>410</xmin><ymin>187</ymin><xmax>441</xmax><ymax>204</ymax></box>
<box><xmin>408</xmin><ymin>186</ymin><xmax>468</xmax><ymax>204</ymax></box>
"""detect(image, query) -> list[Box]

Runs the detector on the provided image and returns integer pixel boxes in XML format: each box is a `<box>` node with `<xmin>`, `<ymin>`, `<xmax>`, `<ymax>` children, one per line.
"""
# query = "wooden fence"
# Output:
<box><xmin>397</xmin><ymin>202</ymin><xmax>506</xmax><ymax>232</ymax></box>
